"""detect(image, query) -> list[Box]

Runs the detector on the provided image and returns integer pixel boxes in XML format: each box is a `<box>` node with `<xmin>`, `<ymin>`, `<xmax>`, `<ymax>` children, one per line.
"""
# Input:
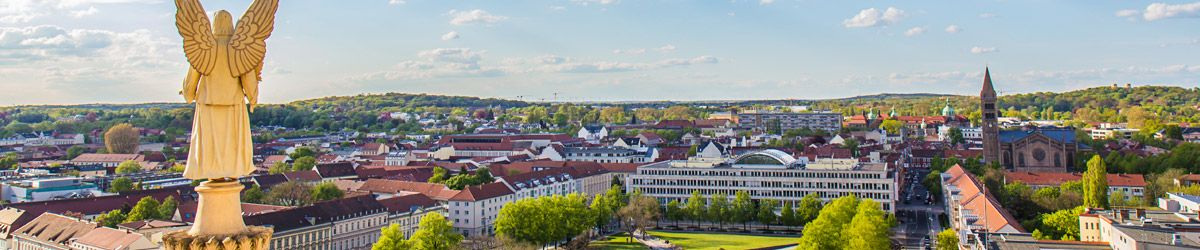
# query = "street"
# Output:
<box><xmin>893</xmin><ymin>169</ymin><xmax>945</xmax><ymax>250</ymax></box>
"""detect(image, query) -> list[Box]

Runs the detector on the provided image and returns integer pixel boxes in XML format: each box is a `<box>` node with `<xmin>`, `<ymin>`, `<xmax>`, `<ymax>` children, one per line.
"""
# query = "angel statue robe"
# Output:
<box><xmin>176</xmin><ymin>0</ymin><xmax>277</xmax><ymax>179</ymax></box>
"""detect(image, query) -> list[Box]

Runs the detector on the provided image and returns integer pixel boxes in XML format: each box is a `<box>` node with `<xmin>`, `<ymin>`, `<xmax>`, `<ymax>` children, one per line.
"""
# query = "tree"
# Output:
<box><xmin>124</xmin><ymin>196</ymin><xmax>160</xmax><ymax>222</ymax></box>
<box><xmin>841</xmin><ymin>199</ymin><xmax>890</xmax><ymax>250</ymax></box>
<box><xmin>937</xmin><ymin>228</ymin><xmax>959</xmax><ymax>250</ymax></box>
<box><xmin>757</xmin><ymin>199</ymin><xmax>779</xmax><ymax>230</ymax></box>
<box><xmin>96</xmin><ymin>209</ymin><xmax>127</xmax><ymax>228</ymax></box>
<box><xmin>372</xmin><ymin>224</ymin><xmax>413</xmax><ymax>250</ymax></box>
<box><xmin>243</xmin><ymin>185</ymin><xmax>265</xmax><ymax>203</ymax></box>
<box><xmin>592</xmin><ymin>193</ymin><xmax>615</xmax><ymax>233</ymax></box>
<box><xmin>115</xmin><ymin>160</ymin><xmax>142</xmax><ymax>174</ymax></box>
<box><xmin>880</xmin><ymin>120</ymin><xmax>904</xmax><ymax>135</ymax></box>
<box><xmin>268</xmin><ymin>161</ymin><xmax>290</xmax><ymax>174</ymax></box>
<box><xmin>685</xmin><ymin>190</ymin><xmax>707</xmax><ymax>226</ymax></box>
<box><xmin>617</xmin><ymin>194</ymin><xmax>660</xmax><ymax>239</ymax></box>
<box><xmin>410</xmin><ymin>212</ymin><xmax>463</xmax><ymax>250</ymax></box>
<box><xmin>428</xmin><ymin>167</ymin><xmax>448</xmax><ymax>183</ymax></box>
<box><xmin>665</xmin><ymin>199</ymin><xmax>682</xmax><ymax>227</ymax></box>
<box><xmin>1034</xmin><ymin>206</ymin><xmax>1085</xmax><ymax>241</ymax></box>
<box><xmin>289</xmin><ymin>147</ymin><xmax>316</xmax><ymax>160</ymax></box>
<box><xmin>708</xmin><ymin>192</ymin><xmax>730</xmax><ymax>228</ymax></box>
<box><xmin>65</xmin><ymin>146</ymin><xmax>86</xmax><ymax>160</ymax></box>
<box><xmin>1083</xmin><ymin>155</ymin><xmax>1109</xmax><ymax>209</ymax></box>
<box><xmin>732</xmin><ymin>190</ymin><xmax>755</xmax><ymax>230</ymax></box>
<box><xmin>104</xmin><ymin>123</ymin><xmax>139</xmax><ymax>154</ymax></box>
<box><xmin>948</xmin><ymin>127</ymin><xmax>965</xmax><ymax>145</ymax></box>
<box><xmin>291</xmin><ymin>156</ymin><xmax>316</xmax><ymax>172</ymax></box>
<box><xmin>157</xmin><ymin>196</ymin><xmax>178</xmax><ymax>220</ymax></box>
<box><xmin>474</xmin><ymin>167</ymin><xmax>495</xmax><ymax>184</ymax></box>
<box><xmin>265</xmin><ymin>181</ymin><xmax>313</xmax><ymax>206</ymax></box>
<box><xmin>796</xmin><ymin>192</ymin><xmax>822</xmax><ymax>224</ymax></box>
<box><xmin>780</xmin><ymin>201</ymin><xmax>797</xmax><ymax>227</ymax></box>
<box><xmin>0</xmin><ymin>153</ymin><xmax>17</xmax><ymax>169</ymax></box>
<box><xmin>311</xmin><ymin>182</ymin><xmax>345</xmax><ymax>201</ymax></box>
<box><xmin>797</xmin><ymin>195</ymin><xmax>859</xmax><ymax>250</ymax></box>
<box><xmin>108</xmin><ymin>177</ymin><xmax>135</xmax><ymax>193</ymax></box>
<box><xmin>497</xmin><ymin>194</ymin><xmax>593</xmax><ymax>247</ymax></box>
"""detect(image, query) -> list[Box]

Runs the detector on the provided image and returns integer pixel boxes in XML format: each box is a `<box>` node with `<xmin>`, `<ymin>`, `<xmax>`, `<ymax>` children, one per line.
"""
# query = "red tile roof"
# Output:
<box><xmin>449</xmin><ymin>182</ymin><xmax>514</xmax><ymax>202</ymax></box>
<box><xmin>72</xmin><ymin>153</ymin><xmax>143</xmax><ymax>163</ymax></box>
<box><xmin>378</xmin><ymin>193</ymin><xmax>440</xmax><ymax>214</ymax></box>
<box><xmin>283</xmin><ymin>170</ymin><xmax>321</xmax><ymax>182</ymax></box>
<box><xmin>945</xmin><ymin>164</ymin><xmax>1025</xmax><ymax>233</ymax></box>
<box><xmin>13</xmin><ymin>213</ymin><xmax>96</xmax><ymax>246</ymax></box>
<box><xmin>72</xmin><ymin>226</ymin><xmax>149</xmax><ymax>250</ymax></box>
<box><xmin>357</xmin><ymin>179</ymin><xmax>460</xmax><ymax>201</ymax></box>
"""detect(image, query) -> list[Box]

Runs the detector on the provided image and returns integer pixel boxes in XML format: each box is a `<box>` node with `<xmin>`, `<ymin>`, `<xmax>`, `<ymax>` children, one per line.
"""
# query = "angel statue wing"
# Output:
<box><xmin>231</xmin><ymin>0</ymin><xmax>278</xmax><ymax>111</ymax></box>
<box><xmin>174</xmin><ymin>0</ymin><xmax>217</xmax><ymax>75</ymax></box>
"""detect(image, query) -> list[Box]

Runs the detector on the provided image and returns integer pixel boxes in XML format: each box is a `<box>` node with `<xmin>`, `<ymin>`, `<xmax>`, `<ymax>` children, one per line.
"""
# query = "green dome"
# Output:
<box><xmin>941</xmin><ymin>101</ymin><xmax>956</xmax><ymax>117</ymax></box>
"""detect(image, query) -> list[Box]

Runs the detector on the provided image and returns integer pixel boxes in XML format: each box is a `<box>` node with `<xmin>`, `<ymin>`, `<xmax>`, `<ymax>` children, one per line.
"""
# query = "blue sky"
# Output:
<box><xmin>1</xmin><ymin>0</ymin><xmax>1198</xmax><ymax>105</ymax></box>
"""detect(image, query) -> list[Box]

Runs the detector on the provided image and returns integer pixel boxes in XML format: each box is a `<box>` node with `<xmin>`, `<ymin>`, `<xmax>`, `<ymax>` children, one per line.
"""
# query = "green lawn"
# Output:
<box><xmin>646</xmin><ymin>231</ymin><xmax>797</xmax><ymax>250</ymax></box>
<box><xmin>590</xmin><ymin>233</ymin><xmax>647</xmax><ymax>250</ymax></box>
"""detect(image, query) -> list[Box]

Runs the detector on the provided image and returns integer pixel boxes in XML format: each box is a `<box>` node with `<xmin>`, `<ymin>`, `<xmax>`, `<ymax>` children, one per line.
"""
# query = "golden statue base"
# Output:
<box><xmin>163</xmin><ymin>179</ymin><xmax>271</xmax><ymax>249</ymax></box>
<box><xmin>163</xmin><ymin>226</ymin><xmax>272</xmax><ymax>250</ymax></box>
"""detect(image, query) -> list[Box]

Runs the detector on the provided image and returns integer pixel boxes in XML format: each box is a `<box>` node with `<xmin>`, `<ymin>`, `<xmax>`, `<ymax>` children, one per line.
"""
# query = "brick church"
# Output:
<box><xmin>980</xmin><ymin>68</ymin><xmax>1086</xmax><ymax>172</ymax></box>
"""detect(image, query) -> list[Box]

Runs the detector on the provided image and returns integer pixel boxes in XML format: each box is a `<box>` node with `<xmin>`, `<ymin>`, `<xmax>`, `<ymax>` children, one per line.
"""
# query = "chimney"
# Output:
<box><xmin>1119</xmin><ymin>209</ymin><xmax>1129</xmax><ymax>223</ymax></box>
<box><xmin>1136</xmin><ymin>208</ymin><xmax>1146</xmax><ymax>219</ymax></box>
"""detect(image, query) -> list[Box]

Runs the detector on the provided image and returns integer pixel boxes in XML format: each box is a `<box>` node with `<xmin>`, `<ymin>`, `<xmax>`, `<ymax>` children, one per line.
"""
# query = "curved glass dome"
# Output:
<box><xmin>733</xmin><ymin>149</ymin><xmax>798</xmax><ymax>166</ymax></box>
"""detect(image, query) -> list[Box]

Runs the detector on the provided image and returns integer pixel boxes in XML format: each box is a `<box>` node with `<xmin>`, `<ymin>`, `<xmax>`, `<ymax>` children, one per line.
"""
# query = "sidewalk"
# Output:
<box><xmin>634</xmin><ymin>230</ymin><xmax>678</xmax><ymax>250</ymax></box>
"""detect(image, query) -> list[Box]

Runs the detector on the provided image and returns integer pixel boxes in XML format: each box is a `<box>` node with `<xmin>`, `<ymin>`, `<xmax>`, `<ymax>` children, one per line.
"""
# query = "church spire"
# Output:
<box><xmin>981</xmin><ymin>67</ymin><xmax>996</xmax><ymax>98</ymax></box>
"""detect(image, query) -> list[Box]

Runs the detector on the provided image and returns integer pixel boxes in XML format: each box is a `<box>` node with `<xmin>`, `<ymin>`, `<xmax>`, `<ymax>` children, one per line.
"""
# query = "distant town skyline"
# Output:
<box><xmin>1</xmin><ymin>0</ymin><xmax>1198</xmax><ymax>105</ymax></box>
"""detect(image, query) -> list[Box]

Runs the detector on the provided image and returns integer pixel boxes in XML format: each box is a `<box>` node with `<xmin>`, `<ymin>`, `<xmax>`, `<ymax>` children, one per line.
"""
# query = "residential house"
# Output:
<box><xmin>71</xmin><ymin>154</ymin><xmax>143</xmax><ymax>168</ymax></box>
<box><xmin>11</xmin><ymin>213</ymin><xmax>98</xmax><ymax>250</ymax></box>
<box><xmin>378</xmin><ymin>193</ymin><xmax>444</xmax><ymax>239</ymax></box>
<box><xmin>245</xmin><ymin>195</ymin><xmax>390</xmax><ymax>250</ymax></box>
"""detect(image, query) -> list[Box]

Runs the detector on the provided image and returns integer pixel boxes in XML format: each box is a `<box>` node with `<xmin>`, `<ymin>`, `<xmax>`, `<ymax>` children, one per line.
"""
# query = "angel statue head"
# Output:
<box><xmin>213</xmin><ymin>10</ymin><xmax>233</xmax><ymax>37</ymax></box>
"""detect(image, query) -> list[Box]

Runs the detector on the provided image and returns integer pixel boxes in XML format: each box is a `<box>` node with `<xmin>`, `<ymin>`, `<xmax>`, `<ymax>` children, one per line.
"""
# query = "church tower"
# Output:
<box><xmin>981</xmin><ymin>67</ymin><xmax>1001</xmax><ymax>165</ymax></box>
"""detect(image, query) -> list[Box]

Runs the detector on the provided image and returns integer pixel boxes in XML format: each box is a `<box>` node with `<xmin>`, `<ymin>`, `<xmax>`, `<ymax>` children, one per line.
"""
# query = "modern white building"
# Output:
<box><xmin>562</xmin><ymin>147</ymin><xmax>656</xmax><ymax>163</ymax></box>
<box><xmin>736</xmin><ymin>110</ymin><xmax>843</xmax><ymax>133</ymax></box>
<box><xmin>2</xmin><ymin>177</ymin><xmax>99</xmax><ymax>203</ymax></box>
<box><xmin>628</xmin><ymin>149</ymin><xmax>898</xmax><ymax>212</ymax></box>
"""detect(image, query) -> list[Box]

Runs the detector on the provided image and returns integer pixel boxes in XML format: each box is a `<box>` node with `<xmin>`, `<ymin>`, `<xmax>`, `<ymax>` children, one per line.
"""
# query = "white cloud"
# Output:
<box><xmin>945</xmin><ymin>25</ymin><xmax>961</xmax><ymax>33</ymax></box>
<box><xmin>612</xmin><ymin>48</ymin><xmax>645</xmax><ymax>55</ymax></box>
<box><xmin>904</xmin><ymin>27</ymin><xmax>925</xmax><ymax>37</ymax></box>
<box><xmin>440</xmin><ymin>31</ymin><xmax>459</xmax><ymax>41</ymax></box>
<box><xmin>1142</xmin><ymin>2</ymin><xmax>1200</xmax><ymax>21</ymax></box>
<box><xmin>656</xmin><ymin>44</ymin><xmax>676</xmax><ymax>53</ymax></box>
<box><xmin>69</xmin><ymin>6</ymin><xmax>96</xmax><ymax>18</ymax></box>
<box><xmin>447</xmin><ymin>9</ymin><xmax>508</xmax><ymax>26</ymax></box>
<box><xmin>979</xmin><ymin>13</ymin><xmax>997</xmax><ymax>18</ymax></box>
<box><xmin>970</xmin><ymin>47</ymin><xmax>997</xmax><ymax>54</ymax></box>
<box><xmin>571</xmin><ymin>0</ymin><xmax>618</xmax><ymax>6</ymax></box>
<box><xmin>388</xmin><ymin>0</ymin><xmax>405</xmax><ymax>5</ymax></box>
<box><xmin>0</xmin><ymin>0</ymin><xmax>155</xmax><ymax>23</ymax></box>
<box><xmin>1116</xmin><ymin>9</ymin><xmax>1140</xmax><ymax>18</ymax></box>
<box><xmin>760</xmin><ymin>0</ymin><xmax>775</xmax><ymax>5</ymax></box>
<box><xmin>843</xmin><ymin>7</ymin><xmax>905</xmax><ymax>28</ymax></box>
<box><xmin>417</xmin><ymin>48</ymin><xmax>484</xmax><ymax>65</ymax></box>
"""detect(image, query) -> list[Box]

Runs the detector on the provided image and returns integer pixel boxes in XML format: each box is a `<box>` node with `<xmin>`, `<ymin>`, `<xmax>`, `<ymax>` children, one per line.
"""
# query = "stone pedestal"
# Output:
<box><xmin>163</xmin><ymin>226</ymin><xmax>272</xmax><ymax>250</ymax></box>
<box><xmin>188</xmin><ymin>180</ymin><xmax>246</xmax><ymax>235</ymax></box>
<box><xmin>162</xmin><ymin>179</ymin><xmax>271</xmax><ymax>249</ymax></box>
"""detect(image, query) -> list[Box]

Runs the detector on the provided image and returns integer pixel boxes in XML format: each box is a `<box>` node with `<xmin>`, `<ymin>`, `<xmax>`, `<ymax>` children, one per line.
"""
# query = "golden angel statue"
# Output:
<box><xmin>175</xmin><ymin>0</ymin><xmax>278</xmax><ymax>180</ymax></box>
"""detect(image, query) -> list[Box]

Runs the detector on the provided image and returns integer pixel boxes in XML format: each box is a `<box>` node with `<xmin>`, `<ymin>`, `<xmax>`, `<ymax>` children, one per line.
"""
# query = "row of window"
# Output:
<box><xmin>636</xmin><ymin>169</ymin><xmax>885</xmax><ymax>179</ymax></box>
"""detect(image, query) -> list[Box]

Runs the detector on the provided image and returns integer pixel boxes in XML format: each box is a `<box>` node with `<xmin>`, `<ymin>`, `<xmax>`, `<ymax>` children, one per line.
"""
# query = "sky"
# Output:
<box><xmin>1</xmin><ymin>0</ymin><xmax>1198</xmax><ymax>105</ymax></box>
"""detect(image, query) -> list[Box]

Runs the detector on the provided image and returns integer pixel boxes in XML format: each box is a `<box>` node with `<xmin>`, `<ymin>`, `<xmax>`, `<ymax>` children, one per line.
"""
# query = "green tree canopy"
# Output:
<box><xmin>1083</xmin><ymin>155</ymin><xmax>1109</xmax><ymax>209</ymax></box>
<box><xmin>124</xmin><ymin>196</ymin><xmax>160</xmax><ymax>222</ymax></box>
<box><xmin>115</xmin><ymin>160</ymin><xmax>142</xmax><ymax>174</ymax></box>
<box><xmin>372</xmin><ymin>224</ymin><xmax>413</xmax><ymax>250</ymax></box>
<box><xmin>108</xmin><ymin>177</ymin><xmax>136</xmax><ymax>193</ymax></box>
<box><xmin>311</xmin><ymin>182</ymin><xmax>345</xmax><ymax>201</ymax></box>
<box><xmin>410</xmin><ymin>212</ymin><xmax>463</xmax><ymax>250</ymax></box>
